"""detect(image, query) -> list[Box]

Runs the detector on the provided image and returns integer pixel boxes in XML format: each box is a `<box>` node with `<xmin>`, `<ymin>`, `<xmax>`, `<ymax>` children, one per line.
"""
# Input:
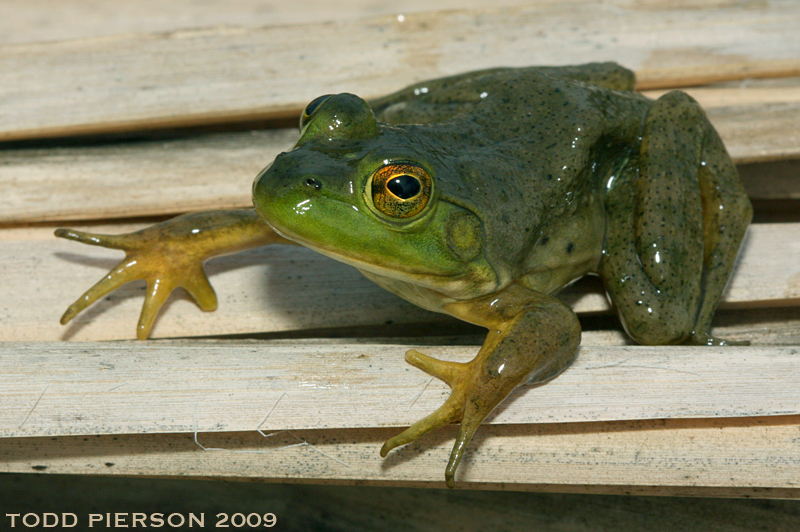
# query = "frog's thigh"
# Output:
<box><xmin>602</xmin><ymin>91</ymin><xmax>712</xmax><ymax>344</ymax></box>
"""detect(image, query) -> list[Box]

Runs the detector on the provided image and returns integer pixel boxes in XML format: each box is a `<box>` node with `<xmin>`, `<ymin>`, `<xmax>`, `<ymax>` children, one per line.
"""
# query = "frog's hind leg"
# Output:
<box><xmin>688</xmin><ymin>100</ymin><xmax>752</xmax><ymax>345</ymax></box>
<box><xmin>601</xmin><ymin>91</ymin><xmax>751</xmax><ymax>346</ymax></box>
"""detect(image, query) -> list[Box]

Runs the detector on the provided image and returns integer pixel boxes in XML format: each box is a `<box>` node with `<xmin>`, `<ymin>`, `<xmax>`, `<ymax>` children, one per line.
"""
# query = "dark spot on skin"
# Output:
<box><xmin>567</xmin><ymin>243</ymin><xmax>575</xmax><ymax>254</ymax></box>
<box><xmin>541</xmin><ymin>237</ymin><xmax>549</xmax><ymax>245</ymax></box>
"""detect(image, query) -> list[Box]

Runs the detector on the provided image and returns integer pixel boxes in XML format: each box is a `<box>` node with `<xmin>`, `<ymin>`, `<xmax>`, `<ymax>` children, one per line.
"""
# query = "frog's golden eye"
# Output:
<box><xmin>371</xmin><ymin>164</ymin><xmax>432</xmax><ymax>218</ymax></box>
<box><xmin>300</xmin><ymin>94</ymin><xmax>332</xmax><ymax>132</ymax></box>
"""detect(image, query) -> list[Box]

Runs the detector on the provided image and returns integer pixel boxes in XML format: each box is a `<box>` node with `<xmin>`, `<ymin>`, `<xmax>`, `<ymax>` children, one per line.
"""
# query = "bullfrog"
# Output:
<box><xmin>56</xmin><ymin>63</ymin><xmax>752</xmax><ymax>487</ymax></box>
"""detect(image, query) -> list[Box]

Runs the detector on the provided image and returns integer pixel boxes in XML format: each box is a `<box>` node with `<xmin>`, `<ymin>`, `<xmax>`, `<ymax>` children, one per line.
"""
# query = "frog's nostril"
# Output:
<box><xmin>305</xmin><ymin>178</ymin><xmax>323</xmax><ymax>190</ymax></box>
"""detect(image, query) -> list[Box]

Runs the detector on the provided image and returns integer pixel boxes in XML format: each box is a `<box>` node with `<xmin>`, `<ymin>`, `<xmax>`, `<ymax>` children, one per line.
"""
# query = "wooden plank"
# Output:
<box><xmin>705</xmin><ymin>101</ymin><xmax>800</xmax><ymax>164</ymax></box>
<box><xmin>0</xmin><ymin>0</ymin><xmax>530</xmax><ymax>46</ymax></box>
<box><xmin>2</xmin><ymin>417</ymin><xmax>799</xmax><ymax>495</ymax></box>
<box><xmin>2</xmin><ymin>342</ymin><xmax>799</xmax><ymax>439</ymax></box>
<box><xmin>582</xmin><ymin>306</ymin><xmax>800</xmax><ymax>347</ymax></box>
<box><xmin>0</xmin><ymin>222</ymin><xmax>796</xmax><ymax>342</ymax></box>
<box><xmin>1</xmin><ymin>86</ymin><xmax>798</xmax><ymax>225</ymax></box>
<box><xmin>0</xmin><ymin>224</ymin><xmax>800</xmax><ymax>341</ymax></box>
<box><xmin>2</xmin><ymin>2</ymin><xmax>800</xmax><ymax>141</ymax></box>
<box><xmin>0</xmin><ymin>129</ymin><xmax>297</xmax><ymax>224</ymax></box>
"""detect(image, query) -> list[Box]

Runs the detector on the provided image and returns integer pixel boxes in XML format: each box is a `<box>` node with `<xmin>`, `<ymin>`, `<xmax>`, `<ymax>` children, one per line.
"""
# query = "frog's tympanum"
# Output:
<box><xmin>57</xmin><ymin>63</ymin><xmax>752</xmax><ymax>487</ymax></box>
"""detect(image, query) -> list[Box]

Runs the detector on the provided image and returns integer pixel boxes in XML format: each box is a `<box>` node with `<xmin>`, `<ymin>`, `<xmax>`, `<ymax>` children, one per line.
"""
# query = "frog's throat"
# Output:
<box><xmin>264</xmin><ymin>220</ymin><xmax>495</xmax><ymax>296</ymax></box>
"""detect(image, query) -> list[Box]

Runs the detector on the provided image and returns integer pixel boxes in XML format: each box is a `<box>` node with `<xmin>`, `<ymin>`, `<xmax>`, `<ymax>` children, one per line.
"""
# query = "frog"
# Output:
<box><xmin>56</xmin><ymin>62</ymin><xmax>752</xmax><ymax>488</ymax></box>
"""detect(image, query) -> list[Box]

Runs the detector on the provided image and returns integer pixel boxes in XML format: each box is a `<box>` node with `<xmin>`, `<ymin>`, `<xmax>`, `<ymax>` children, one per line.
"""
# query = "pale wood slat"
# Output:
<box><xmin>0</xmin><ymin>129</ymin><xmax>297</xmax><ymax>224</ymax></box>
<box><xmin>1</xmin><ymin>223</ymin><xmax>796</xmax><ymax>342</ymax></box>
<box><xmin>0</xmin><ymin>0</ymin><xmax>529</xmax><ymax>46</ymax></box>
<box><xmin>2</xmin><ymin>2</ymin><xmax>800</xmax><ymax>141</ymax></box>
<box><xmin>1</xmin><ymin>87</ymin><xmax>798</xmax><ymax>225</ymax></box>
<box><xmin>2</xmin><ymin>342</ymin><xmax>798</xmax><ymax>439</ymax></box>
<box><xmin>2</xmin><ymin>418</ymin><xmax>799</xmax><ymax>495</ymax></box>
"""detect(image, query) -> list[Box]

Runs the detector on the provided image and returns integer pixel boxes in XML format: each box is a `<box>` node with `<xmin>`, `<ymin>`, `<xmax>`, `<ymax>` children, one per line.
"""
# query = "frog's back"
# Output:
<box><xmin>371</xmin><ymin>62</ymin><xmax>639</xmax><ymax>124</ymax></box>
<box><xmin>371</xmin><ymin>64</ymin><xmax>651</xmax><ymax>288</ymax></box>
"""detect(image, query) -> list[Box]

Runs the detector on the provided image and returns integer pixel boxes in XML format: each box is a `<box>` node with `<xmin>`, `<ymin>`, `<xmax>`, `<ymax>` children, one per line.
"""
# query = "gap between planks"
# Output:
<box><xmin>2</xmin><ymin>1</ymin><xmax>800</xmax><ymax>141</ymax></box>
<box><xmin>0</xmin><ymin>222</ymin><xmax>797</xmax><ymax>342</ymax></box>
<box><xmin>1</xmin><ymin>342</ymin><xmax>799</xmax><ymax>439</ymax></box>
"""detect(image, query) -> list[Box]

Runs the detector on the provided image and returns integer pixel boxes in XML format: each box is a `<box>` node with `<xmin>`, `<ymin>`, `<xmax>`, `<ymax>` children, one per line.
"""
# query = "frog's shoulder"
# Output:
<box><xmin>370</xmin><ymin>63</ymin><xmax>636</xmax><ymax>125</ymax></box>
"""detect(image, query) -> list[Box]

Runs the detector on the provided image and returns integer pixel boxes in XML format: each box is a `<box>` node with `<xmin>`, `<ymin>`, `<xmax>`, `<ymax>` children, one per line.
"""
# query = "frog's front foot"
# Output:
<box><xmin>56</xmin><ymin>209</ymin><xmax>288</xmax><ymax>339</ymax></box>
<box><xmin>56</xmin><ymin>226</ymin><xmax>217</xmax><ymax>340</ymax></box>
<box><xmin>380</xmin><ymin>349</ymin><xmax>491</xmax><ymax>488</ymax></box>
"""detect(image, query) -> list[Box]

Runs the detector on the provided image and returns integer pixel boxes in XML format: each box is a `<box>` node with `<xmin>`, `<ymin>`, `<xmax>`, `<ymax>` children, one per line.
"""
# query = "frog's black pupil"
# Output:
<box><xmin>387</xmin><ymin>175</ymin><xmax>421</xmax><ymax>199</ymax></box>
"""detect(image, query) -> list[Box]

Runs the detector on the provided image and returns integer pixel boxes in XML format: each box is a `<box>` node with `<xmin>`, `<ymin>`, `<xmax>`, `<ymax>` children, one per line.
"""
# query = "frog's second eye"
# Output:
<box><xmin>371</xmin><ymin>164</ymin><xmax>432</xmax><ymax>218</ymax></box>
<box><xmin>300</xmin><ymin>94</ymin><xmax>332</xmax><ymax>131</ymax></box>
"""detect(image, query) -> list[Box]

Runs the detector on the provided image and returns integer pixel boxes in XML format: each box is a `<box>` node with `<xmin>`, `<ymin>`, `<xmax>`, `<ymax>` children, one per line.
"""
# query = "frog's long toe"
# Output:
<box><xmin>137</xmin><ymin>265</ymin><xmax>217</xmax><ymax>339</ymax></box>
<box><xmin>55</xmin><ymin>228</ymin><xmax>139</xmax><ymax>250</ymax></box>
<box><xmin>59</xmin><ymin>258</ymin><xmax>140</xmax><ymax>326</ymax></box>
<box><xmin>380</xmin><ymin>388</ymin><xmax>463</xmax><ymax>457</ymax></box>
<box><xmin>404</xmin><ymin>349</ymin><xmax>467</xmax><ymax>386</ymax></box>
<box><xmin>382</xmin><ymin>348</ymin><xmax>511</xmax><ymax>488</ymax></box>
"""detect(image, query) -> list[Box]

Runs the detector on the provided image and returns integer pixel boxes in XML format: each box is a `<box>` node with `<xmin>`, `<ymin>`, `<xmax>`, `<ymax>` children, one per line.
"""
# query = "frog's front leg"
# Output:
<box><xmin>380</xmin><ymin>284</ymin><xmax>581</xmax><ymax>488</ymax></box>
<box><xmin>601</xmin><ymin>91</ymin><xmax>752</xmax><ymax>345</ymax></box>
<box><xmin>57</xmin><ymin>208</ymin><xmax>296</xmax><ymax>339</ymax></box>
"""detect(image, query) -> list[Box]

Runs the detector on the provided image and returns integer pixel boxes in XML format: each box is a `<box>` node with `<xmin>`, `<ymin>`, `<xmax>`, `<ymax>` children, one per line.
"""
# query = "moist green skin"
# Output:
<box><xmin>256</xmin><ymin>65</ymin><xmax>649</xmax><ymax>304</ymax></box>
<box><xmin>254</xmin><ymin>62</ymin><xmax>751</xmax><ymax>341</ymax></box>
<box><xmin>253</xmin><ymin>63</ymin><xmax>751</xmax><ymax>486</ymax></box>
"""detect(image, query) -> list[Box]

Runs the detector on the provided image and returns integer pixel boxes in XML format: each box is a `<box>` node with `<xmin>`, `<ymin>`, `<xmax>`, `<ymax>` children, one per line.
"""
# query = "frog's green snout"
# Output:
<box><xmin>253</xmin><ymin>156</ymin><xmax>308</xmax><ymax>217</ymax></box>
<box><xmin>251</xmin><ymin>150</ymin><xmax>345</xmax><ymax>245</ymax></box>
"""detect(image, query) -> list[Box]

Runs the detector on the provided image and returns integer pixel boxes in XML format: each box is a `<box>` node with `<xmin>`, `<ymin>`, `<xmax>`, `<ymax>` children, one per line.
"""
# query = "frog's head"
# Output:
<box><xmin>253</xmin><ymin>93</ymin><xmax>496</xmax><ymax>293</ymax></box>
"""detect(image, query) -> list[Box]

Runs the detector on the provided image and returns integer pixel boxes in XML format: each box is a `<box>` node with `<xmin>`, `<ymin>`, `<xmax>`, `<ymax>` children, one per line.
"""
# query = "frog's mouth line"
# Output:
<box><xmin>262</xmin><ymin>216</ymin><xmax>481</xmax><ymax>294</ymax></box>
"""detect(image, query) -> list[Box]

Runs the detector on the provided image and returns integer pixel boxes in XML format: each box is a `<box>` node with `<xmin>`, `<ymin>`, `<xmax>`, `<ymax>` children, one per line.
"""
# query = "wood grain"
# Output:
<box><xmin>1</xmin><ymin>85</ymin><xmax>798</xmax><ymax>225</ymax></box>
<box><xmin>2</xmin><ymin>418</ymin><xmax>799</xmax><ymax>495</ymax></box>
<box><xmin>0</xmin><ymin>129</ymin><xmax>297</xmax><ymax>224</ymax></box>
<box><xmin>0</xmin><ymin>0</ymin><xmax>530</xmax><ymax>46</ymax></box>
<box><xmin>1</xmin><ymin>223</ymin><xmax>797</xmax><ymax>342</ymax></box>
<box><xmin>2</xmin><ymin>1</ymin><xmax>799</xmax><ymax>141</ymax></box>
<box><xmin>2</xmin><ymin>342</ymin><xmax>799</xmax><ymax>439</ymax></box>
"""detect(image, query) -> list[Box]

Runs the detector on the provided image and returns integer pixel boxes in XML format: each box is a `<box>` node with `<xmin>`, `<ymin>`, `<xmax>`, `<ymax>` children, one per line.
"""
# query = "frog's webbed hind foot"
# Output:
<box><xmin>56</xmin><ymin>226</ymin><xmax>218</xmax><ymax>340</ymax></box>
<box><xmin>380</xmin><ymin>349</ymin><xmax>504</xmax><ymax>489</ymax></box>
<box><xmin>381</xmin><ymin>287</ymin><xmax>581</xmax><ymax>488</ymax></box>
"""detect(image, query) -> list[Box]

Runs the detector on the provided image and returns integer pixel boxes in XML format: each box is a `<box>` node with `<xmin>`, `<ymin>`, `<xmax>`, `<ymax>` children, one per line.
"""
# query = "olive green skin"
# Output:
<box><xmin>254</xmin><ymin>65</ymin><xmax>752</xmax><ymax>487</ymax></box>
<box><xmin>254</xmin><ymin>63</ymin><xmax>750</xmax><ymax>346</ymax></box>
<box><xmin>255</xmin><ymin>66</ymin><xmax>636</xmax><ymax>302</ymax></box>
